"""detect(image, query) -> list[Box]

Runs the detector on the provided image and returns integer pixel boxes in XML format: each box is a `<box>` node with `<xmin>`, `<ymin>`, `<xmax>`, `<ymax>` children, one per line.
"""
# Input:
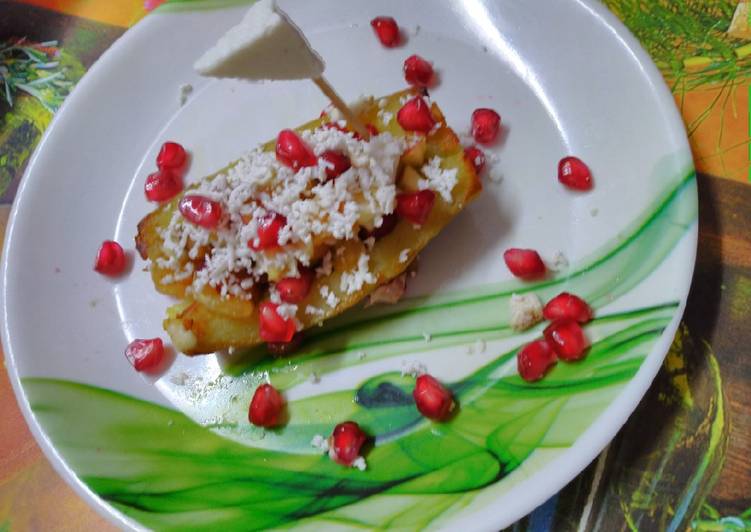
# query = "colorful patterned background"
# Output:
<box><xmin>0</xmin><ymin>1</ymin><xmax>749</xmax><ymax>530</ymax></box>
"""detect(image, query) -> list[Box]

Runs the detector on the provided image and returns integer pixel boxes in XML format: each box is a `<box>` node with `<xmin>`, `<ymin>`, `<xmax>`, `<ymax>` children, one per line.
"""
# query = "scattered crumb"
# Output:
<box><xmin>550</xmin><ymin>251</ymin><xmax>569</xmax><ymax>272</ymax></box>
<box><xmin>422</xmin><ymin>332</ymin><xmax>432</xmax><ymax>342</ymax></box>
<box><xmin>310</xmin><ymin>371</ymin><xmax>321</xmax><ymax>384</ymax></box>
<box><xmin>167</xmin><ymin>419</ymin><xmax>174</xmax><ymax>427</ymax></box>
<box><xmin>357</xmin><ymin>351</ymin><xmax>367</xmax><ymax>360</ymax></box>
<box><xmin>54</xmin><ymin>267</ymin><xmax>61</xmax><ymax>274</ymax></box>
<box><xmin>89</xmin><ymin>299</ymin><xmax>98</xmax><ymax>308</ymax></box>
<box><xmin>590</xmin><ymin>207</ymin><xmax>599</xmax><ymax>217</ymax></box>
<box><xmin>170</xmin><ymin>371</ymin><xmax>190</xmax><ymax>386</ymax></box>
<box><xmin>352</xmin><ymin>456</ymin><xmax>367</xmax><ymax>471</ymax></box>
<box><xmin>178</xmin><ymin>83</ymin><xmax>193</xmax><ymax>106</ymax></box>
<box><xmin>311</xmin><ymin>434</ymin><xmax>330</xmax><ymax>453</ymax></box>
<box><xmin>364</xmin><ymin>237</ymin><xmax>376</xmax><ymax>251</ymax></box>
<box><xmin>475</xmin><ymin>339</ymin><xmax>486</xmax><ymax>354</ymax></box>
<box><xmin>401</xmin><ymin>360</ymin><xmax>427</xmax><ymax>378</ymax></box>
<box><xmin>366</xmin><ymin>273</ymin><xmax>406</xmax><ymax>306</ymax></box>
<box><xmin>482</xmin><ymin>45</ymin><xmax>489</xmax><ymax>53</ymax></box>
<box><xmin>509</xmin><ymin>293</ymin><xmax>544</xmax><ymax>331</ymax></box>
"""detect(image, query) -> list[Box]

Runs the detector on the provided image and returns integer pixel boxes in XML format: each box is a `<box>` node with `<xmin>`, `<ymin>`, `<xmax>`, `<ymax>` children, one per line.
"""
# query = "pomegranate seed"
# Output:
<box><xmin>544</xmin><ymin>319</ymin><xmax>589</xmax><ymax>361</ymax></box>
<box><xmin>543</xmin><ymin>292</ymin><xmax>593</xmax><ymax>323</ymax></box>
<box><xmin>517</xmin><ymin>339</ymin><xmax>557</xmax><ymax>382</ymax></box>
<box><xmin>144</xmin><ymin>169</ymin><xmax>182</xmax><ymax>202</ymax></box>
<box><xmin>276</xmin><ymin>129</ymin><xmax>317</xmax><ymax>170</ymax></box>
<box><xmin>156</xmin><ymin>141</ymin><xmax>187</xmax><ymax>174</ymax></box>
<box><xmin>370</xmin><ymin>16</ymin><xmax>400</xmax><ymax>47</ymax></box>
<box><xmin>94</xmin><ymin>240</ymin><xmax>127</xmax><ymax>276</ymax></box>
<box><xmin>471</xmin><ymin>108</ymin><xmax>501</xmax><ymax>144</ymax></box>
<box><xmin>178</xmin><ymin>195</ymin><xmax>223</xmax><ymax>229</ymax></box>
<box><xmin>403</xmin><ymin>54</ymin><xmax>434</xmax><ymax>87</ymax></box>
<box><xmin>503</xmin><ymin>248</ymin><xmax>546</xmax><ymax>279</ymax></box>
<box><xmin>558</xmin><ymin>156</ymin><xmax>593</xmax><ymax>191</ymax></box>
<box><xmin>396</xmin><ymin>190</ymin><xmax>435</xmax><ymax>226</ymax></box>
<box><xmin>249</xmin><ymin>213</ymin><xmax>287</xmax><ymax>251</ymax></box>
<box><xmin>413</xmin><ymin>374</ymin><xmax>455</xmax><ymax>421</ymax></box>
<box><xmin>124</xmin><ymin>338</ymin><xmax>164</xmax><ymax>371</ymax></box>
<box><xmin>249</xmin><ymin>383</ymin><xmax>285</xmax><ymax>428</ymax></box>
<box><xmin>397</xmin><ymin>97</ymin><xmax>435</xmax><ymax>133</ymax></box>
<box><xmin>464</xmin><ymin>146</ymin><xmax>486</xmax><ymax>174</ymax></box>
<box><xmin>259</xmin><ymin>301</ymin><xmax>297</xmax><ymax>343</ymax></box>
<box><xmin>360</xmin><ymin>212</ymin><xmax>399</xmax><ymax>240</ymax></box>
<box><xmin>331</xmin><ymin>421</ymin><xmax>368</xmax><ymax>466</ymax></box>
<box><xmin>276</xmin><ymin>269</ymin><xmax>314</xmax><ymax>303</ymax></box>
<box><xmin>366</xmin><ymin>123</ymin><xmax>380</xmax><ymax>137</ymax></box>
<box><xmin>321</xmin><ymin>150</ymin><xmax>351</xmax><ymax>180</ymax></box>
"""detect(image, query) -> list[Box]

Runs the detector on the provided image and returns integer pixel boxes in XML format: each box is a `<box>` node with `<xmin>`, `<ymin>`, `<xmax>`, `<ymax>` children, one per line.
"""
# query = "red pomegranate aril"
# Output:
<box><xmin>179</xmin><ymin>195</ymin><xmax>223</xmax><ymax>229</ymax></box>
<box><xmin>543</xmin><ymin>292</ymin><xmax>593</xmax><ymax>323</ymax></box>
<box><xmin>517</xmin><ymin>339</ymin><xmax>557</xmax><ymax>382</ymax></box>
<box><xmin>250</xmin><ymin>213</ymin><xmax>287</xmax><ymax>251</ymax></box>
<box><xmin>259</xmin><ymin>301</ymin><xmax>297</xmax><ymax>343</ymax></box>
<box><xmin>464</xmin><ymin>146</ymin><xmax>486</xmax><ymax>174</ymax></box>
<box><xmin>413</xmin><ymin>374</ymin><xmax>455</xmax><ymax>421</ymax></box>
<box><xmin>125</xmin><ymin>338</ymin><xmax>164</xmax><ymax>371</ymax></box>
<box><xmin>94</xmin><ymin>240</ymin><xmax>127</xmax><ymax>276</ymax></box>
<box><xmin>471</xmin><ymin>108</ymin><xmax>501</xmax><ymax>144</ymax></box>
<box><xmin>366</xmin><ymin>123</ymin><xmax>380</xmax><ymax>137</ymax></box>
<box><xmin>397</xmin><ymin>97</ymin><xmax>435</xmax><ymax>133</ymax></box>
<box><xmin>544</xmin><ymin>319</ymin><xmax>589</xmax><ymax>361</ymax></box>
<box><xmin>156</xmin><ymin>141</ymin><xmax>187</xmax><ymax>173</ymax></box>
<box><xmin>370</xmin><ymin>16</ymin><xmax>400</xmax><ymax>47</ymax></box>
<box><xmin>276</xmin><ymin>269</ymin><xmax>314</xmax><ymax>303</ymax></box>
<box><xmin>396</xmin><ymin>190</ymin><xmax>435</xmax><ymax>226</ymax></box>
<box><xmin>404</xmin><ymin>54</ymin><xmax>434</xmax><ymax>87</ymax></box>
<box><xmin>144</xmin><ymin>169</ymin><xmax>182</xmax><ymax>202</ymax></box>
<box><xmin>503</xmin><ymin>248</ymin><xmax>546</xmax><ymax>279</ymax></box>
<box><xmin>558</xmin><ymin>156</ymin><xmax>593</xmax><ymax>191</ymax></box>
<box><xmin>331</xmin><ymin>421</ymin><xmax>368</xmax><ymax>466</ymax></box>
<box><xmin>321</xmin><ymin>150</ymin><xmax>351</xmax><ymax>180</ymax></box>
<box><xmin>249</xmin><ymin>383</ymin><xmax>285</xmax><ymax>428</ymax></box>
<box><xmin>276</xmin><ymin>129</ymin><xmax>317</xmax><ymax>170</ymax></box>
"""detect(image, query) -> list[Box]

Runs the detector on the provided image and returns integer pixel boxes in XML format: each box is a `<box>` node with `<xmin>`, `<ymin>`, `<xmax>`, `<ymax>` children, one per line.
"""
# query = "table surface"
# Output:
<box><xmin>1</xmin><ymin>1</ymin><xmax>749</xmax><ymax>530</ymax></box>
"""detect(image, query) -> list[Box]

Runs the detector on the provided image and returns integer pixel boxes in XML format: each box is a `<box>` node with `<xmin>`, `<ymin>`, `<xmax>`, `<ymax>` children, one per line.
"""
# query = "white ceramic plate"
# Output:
<box><xmin>1</xmin><ymin>1</ymin><xmax>696</xmax><ymax>530</ymax></box>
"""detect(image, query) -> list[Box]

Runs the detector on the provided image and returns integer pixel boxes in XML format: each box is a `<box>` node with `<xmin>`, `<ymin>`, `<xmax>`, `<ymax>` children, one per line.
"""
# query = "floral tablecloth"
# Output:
<box><xmin>1</xmin><ymin>1</ymin><xmax>749</xmax><ymax>530</ymax></box>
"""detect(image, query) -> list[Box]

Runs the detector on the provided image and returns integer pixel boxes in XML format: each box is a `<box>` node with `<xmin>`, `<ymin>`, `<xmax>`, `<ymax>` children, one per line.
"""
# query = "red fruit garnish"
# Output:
<box><xmin>543</xmin><ymin>292</ymin><xmax>593</xmax><ymax>323</ymax></box>
<box><xmin>471</xmin><ymin>108</ymin><xmax>501</xmax><ymax>144</ymax></box>
<box><xmin>404</xmin><ymin>54</ymin><xmax>434</xmax><ymax>87</ymax></box>
<box><xmin>397</xmin><ymin>97</ymin><xmax>435</xmax><ymax>133</ymax></box>
<box><xmin>249</xmin><ymin>213</ymin><xmax>287</xmax><ymax>251</ymax></box>
<box><xmin>370</xmin><ymin>16</ymin><xmax>400</xmax><ymax>47</ymax></box>
<box><xmin>517</xmin><ymin>339</ymin><xmax>557</xmax><ymax>382</ymax></box>
<box><xmin>544</xmin><ymin>319</ymin><xmax>589</xmax><ymax>361</ymax></box>
<box><xmin>331</xmin><ymin>421</ymin><xmax>368</xmax><ymax>466</ymax></box>
<box><xmin>464</xmin><ymin>146</ymin><xmax>486</xmax><ymax>174</ymax></box>
<box><xmin>249</xmin><ymin>383</ymin><xmax>285</xmax><ymax>428</ymax></box>
<box><xmin>259</xmin><ymin>301</ymin><xmax>296</xmax><ymax>343</ymax></box>
<box><xmin>558</xmin><ymin>156</ymin><xmax>593</xmax><ymax>191</ymax></box>
<box><xmin>396</xmin><ymin>190</ymin><xmax>435</xmax><ymax>226</ymax></box>
<box><xmin>94</xmin><ymin>240</ymin><xmax>126</xmax><ymax>276</ymax></box>
<box><xmin>503</xmin><ymin>248</ymin><xmax>546</xmax><ymax>279</ymax></box>
<box><xmin>276</xmin><ymin>269</ymin><xmax>314</xmax><ymax>303</ymax></box>
<box><xmin>366</xmin><ymin>123</ymin><xmax>380</xmax><ymax>137</ymax></box>
<box><xmin>276</xmin><ymin>129</ymin><xmax>317</xmax><ymax>170</ymax></box>
<box><xmin>360</xmin><ymin>212</ymin><xmax>399</xmax><ymax>240</ymax></box>
<box><xmin>321</xmin><ymin>150</ymin><xmax>351</xmax><ymax>180</ymax></box>
<box><xmin>178</xmin><ymin>195</ymin><xmax>223</xmax><ymax>229</ymax></box>
<box><xmin>144</xmin><ymin>169</ymin><xmax>182</xmax><ymax>202</ymax></box>
<box><xmin>156</xmin><ymin>141</ymin><xmax>187</xmax><ymax>174</ymax></box>
<box><xmin>413</xmin><ymin>374</ymin><xmax>455</xmax><ymax>421</ymax></box>
<box><xmin>124</xmin><ymin>338</ymin><xmax>164</xmax><ymax>371</ymax></box>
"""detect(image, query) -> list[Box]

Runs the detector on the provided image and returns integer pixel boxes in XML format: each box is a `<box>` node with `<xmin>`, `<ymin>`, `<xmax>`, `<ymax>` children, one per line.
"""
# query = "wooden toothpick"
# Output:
<box><xmin>313</xmin><ymin>77</ymin><xmax>370</xmax><ymax>140</ymax></box>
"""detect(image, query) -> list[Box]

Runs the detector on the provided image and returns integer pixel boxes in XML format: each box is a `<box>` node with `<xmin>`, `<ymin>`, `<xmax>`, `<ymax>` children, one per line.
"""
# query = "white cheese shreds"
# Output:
<box><xmin>178</xmin><ymin>83</ymin><xmax>193</xmax><ymax>106</ymax></box>
<box><xmin>420</xmin><ymin>156</ymin><xmax>457</xmax><ymax>202</ymax></box>
<box><xmin>320</xmin><ymin>286</ymin><xmax>339</xmax><ymax>308</ymax></box>
<box><xmin>377</xmin><ymin>109</ymin><xmax>394</xmax><ymax>125</ymax></box>
<box><xmin>399</xmin><ymin>249</ymin><xmax>410</xmax><ymax>263</ymax></box>
<box><xmin>340</xmin><ymin>254</ymin><xmax>376</xmax><ymax>294</ymax></box>
<box><xmin>305</xmin><ymin>305</ymin><xmax>325</xmax><ymax>318</ymax></box>
<box><xmin>401</xmin><ymin>360</ymin><xmax>427</xmax><ymax>378</ymax></box>
<box><xmin>352</xmin><ymin>456</ymin><xmax>367</xmax><ymax>471</ymax></box>
<box><xmin>509</xmin><ymin>293</ymin><xmax>544</xmax><ymax>331</ymax></box>
<box><xmin>311</xmin><ymin>434</ymin><xmax>330</xmax><ymax>453</ymax></box>
<box><xmin>276</xmin><ymin>303</ymin><xmax>298</xmax><ymax>319</ymax></box>
<box><xmin>154</xmin><ymin>126</ymin><xmax>405</xmax><ymax>299</ymax></box>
